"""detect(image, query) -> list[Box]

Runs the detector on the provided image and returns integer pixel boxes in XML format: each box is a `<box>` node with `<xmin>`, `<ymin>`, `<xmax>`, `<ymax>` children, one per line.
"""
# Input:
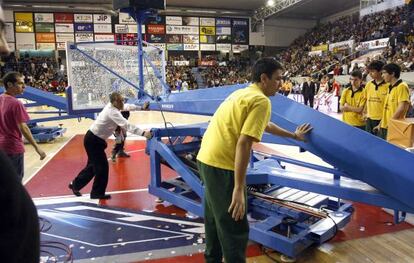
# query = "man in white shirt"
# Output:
<box><xmin>69</xmin><ymin>92</ymin><xmax>152</xmax><ymax>199</ymax></box>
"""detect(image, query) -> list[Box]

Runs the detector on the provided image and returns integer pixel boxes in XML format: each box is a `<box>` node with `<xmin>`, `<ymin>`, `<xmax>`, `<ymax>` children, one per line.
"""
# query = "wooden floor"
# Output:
<box><xmin>24</xmin><ymin>110</ymin><xmax>414</xmax><ymax>262</ymax></box>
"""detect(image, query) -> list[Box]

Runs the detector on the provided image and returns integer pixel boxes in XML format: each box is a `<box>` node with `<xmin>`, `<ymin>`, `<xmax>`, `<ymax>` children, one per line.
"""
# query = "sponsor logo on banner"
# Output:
<box><xmin>15</xmin><ymin>13</ymin><xmax>34</xmax><ymax>33</ymax></box>
<box><xmin>216</xmin><ymin>18</ymin><xmax>231</xmax><ymax>26</ymax></box>
<box><xmin>147</xmin><ymin>15</ymin><xmax>165</xmax><ymax>25</ymax></box>
<box><xmin>200</xmin><ymin>35</ymin><xmax>215</xmax><ymax>44</ymax></box>
<box><xmin>34</xmin><ymin>13</ymin><xmax>54</xmax><ymax>23</ymax></box>
<box><xmin>311</xmin><ymin>44</ymin><xmax>328</xmax><ymax>52</ymax></box>
<box><xmin>35</xmin><ymin>23</ymin><xmax>54</xmax><ymax>33</ymax></box>
<box><xmin>182</xmin><ymin>17</ymin><xmax>199</xmax><ymax>26</ymax></box>
<box><xmin>184</xmin><ymin>44</ymin><xmax>199</xmax><ymax>51</ymax></box>
<box><xmin>167</xmin><ymin>43</ymin><xmax>184</xmax><ymax>50</ymax></box>
<box><xmin>200</xmin><ymin>60</ymin><xmax>216</xmax><ymax>66</ymax></box>
<box><xmin>115</xmin><ymin>34</ymin><xmax>137</xmax><ymax>46</ymax></box>
<box><xmin>93</xmin><ymin>14</ymin><xmax>112</xmax><ymax>24</ymax></box>
<box><xmin>16</xmin><ymin>33</ymin><xmax>36</xmax><ymax>50</ymax></box>
<box><xmin>94</xmin><ymin>24</ymin><xmax>112</xmax><ymax>33</ymax></box>
<box><xmin>200</xmin><ymin>44</ymin><xmax>216</xmax><ymax>51</ymax></box>
<box><xmin>54</xmin><ymin>13</ymin><xmax>74</xmax><ymax>23</ymax></box>
<box><xmin>232</xmin><ymin>44</ymin><xmax>248</xmax><ymax>52</ymax></box>
<box><xmin>216</xmin><ymin>27</ymin><xmax>231</xmax><ymax>35</ymax></box>
<box><xmin>56</xmin><ymin>42</ymin><xmax>67</xmax><ymax>50</ymax></box>
<box><xmin>166</xmin><ymin>34</ymin><xmax>182</xmax><ymax>43</ymax></box>
<box><xmin>308</xmin><ymin>50</ymin><xmax>323</xmax><ymax>56</ymax></box>
<box><xmin>75</xmin><ymin>23</ymin><xmax>94</xmax><ymax>32</ymax></box>
<box><xmin>5</xmin><ymin>23</ymin><xmax>15</xmax><ymax>42</ymax></box>
<box><xmin>115</xmin><ymin>24</ymin><xmax>144</xmax><ymax>34</ymax></box>
<box><xmin>166</xmin><ymin>25</ymin><xmax>199</xmax><ymax>35</ymax></box>
<box><xmin>328</xmin><ymin>40</ymin><xmax>354</xmax><ymax>52</ymax></box>
<box><xmin>166</xmin><ymin>16</ymin><xmax>182</xmax><ymax>25</ymax></box>
<box><xmin>173</xmin><ymin>60</ymin><xmax>190</xmax><ymax>66</ymax></box>
<box><xmin>357</xmin><ymin>37</ymin><xmax>389</xmax><ymax>51</ymax></box>
<box><xmin>36</xmin><ymin>43</ymin><xmax>55</xmax><ymax>50</ymax></box>
<box><xmin>200</xmin><ymin>26</ymin><xmax>215</xmax><ymax>35</ymax></box>
<box><xmin>94</xmin><ymin>34</ymin><xmax>114</xmax><ymax>42</ymax></box>
<box><xmin>74</xmin><ymin>14</ymin><xmax>93</xmax><ymax>23</ymax></box>
<box><xmin>232</xmin><ymin>27</ymin><xmax>248</xmax><ymax>44</ymax></box>
<box><xmin>147</xmin><ymin>24</ymin><xmax>165</xmax><ymax>34</ymax></box>
<box><xmin>183</xmin><ymin>35</ymin><xmax>199</xmax><ymax>44</ymax></box>
<box><xmin>200</xmin><ymin>17</ymin><xmax>215</xmax><ymax>26</ymax></box>
<box><xmin>216</xmin><ymin>43</ymin><xmax>231</xmax><ymax>52</ymax></box>
<box><xmin>36</xmin><ymin>33</ymin><xmax>55</xmax><ymax>43</ymax></box>
<box><xmin>216</xmin><ymin>35</ymin><xmax>231</xmax><ymax>43</ymax></box>
<box><xmin>232</xmin><ymin>19</ymin><xmax>248</xmax><ymax>26</ymax></box>
<box><xmin>55</xmin><ymin>23</ymin><xmax>74</xmax><ymax>33</ymax></box>
<box><xmin>75</xmin><ymin>33</ymin><xmax>94</xmax><ymax>42</ymax></box>
<box><xmin>150</xmin><ymin>43</ymin><xmax>166</xmax><ymax>50</ymax></box>
<box><xmin>55</xmin><ymin>33</ymin><xmax>74</xmax><ymax>42</ymax></box>
<box><xmin>119</xmin><ymin>12</ymin><xmax>136</xmax><ymax>24</ymax></box>
<box><xmin>147</xmin><ymin>34</ymin><xmax>165</xmax><ymax>43</ymax></box>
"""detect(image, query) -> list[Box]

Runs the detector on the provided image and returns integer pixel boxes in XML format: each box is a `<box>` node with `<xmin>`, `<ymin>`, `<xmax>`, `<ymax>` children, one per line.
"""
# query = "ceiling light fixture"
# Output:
<box><xmin>267</xmin><ymin>0</ymin><xmax>275</xmax><ymax>7</ymax></box>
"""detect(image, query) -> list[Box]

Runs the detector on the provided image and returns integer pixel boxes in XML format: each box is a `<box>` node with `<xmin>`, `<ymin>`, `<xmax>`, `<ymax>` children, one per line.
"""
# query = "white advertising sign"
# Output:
<box><xmin>216</xmin><ymin>27</ymin><xmax>231</xmax><ymax>35</ymax></box>
<box><xmin>94</xmin><ymin>24</ymin><xmax>112</xmax><ymax>33</ymax></box>
<box><xmin>75</xmin><ymin>33</ymin><xmax>94</xmax><ymax>42</ymax></box>
<box><xmin>166</xmin><ymin>16</ymin><xmax>183</xmax><ymax>25</ymax></box>
<box><xmin>232</xmin><ymin>44</ymin><xmax>249</xmax><ymax>53</ymax></box>
<box><xmin>328</xmin><ymin>40</ymin><xmax>354</xmax><ymax>51</ymax></box>
<box><xmin>36</xmin><ymin>43</ymin><xmax>56</xmax><ymax>50</ymax></box>
<box><xmin>173</xmin><ymin>60</ymin><xmax>190</xmax><ymax>66</ymax></box>
<box><xmin>166</xmin><ymin>25</ymin><xmax>199</xmax><ymax>35</ymax></box>
<box><xmin>94</xmin><ymin>34</ymin><xmax>115</xmax><ymax>42</ymax></box>
<box><xmin>216</xmin><ymin>43</ymin><xmax>231</xmax><ymax>52</ymax></box>
<box><xmin>74</xmin><ymin>14</ymin><xmax>93</xmax><ymax>23</ymax></box>
<box><xmin>34</xmin><ymin>13</ymin><xmax>54</xmax><ymax>23</ymax></box>
<box><xmin>184</xmin><ymin>44</ymin><xmax>199</xmax><ymax>51</ymax></box>
<box><xmin>182</xmin><ymin>17</ymin><xmax>199</xmax><ymax>26</ymax></box>
<box><xmin>55</xmin><ymin>23</ymin><xmax>74</xmax><ymax>33</ymax></box>
<box><xmin>55</xmin><ymin>33</ymin><xmax>75</xmax><ymax>42</ymax></box>
<box><xmin>200</xmin><ymin>44</ymin><xmax>216</xmax><ymax>51</ymax></box>
<box><xmin>5</xmin><ymin>23</ymin><xmax>15</xmax><ymax>42</ymax></box>
<box><xmin>200</xmin><ymin>17</ymin><xmax>215</xmax><ymax>26</ymax></box>
<box><xmin>115</xmin><ymin>24</ymin><xmax>145</xmax><ymax>34</ymax></box>
<box><xmin>16</xmin><ymin>33</ymin><xmax>36</xmax><ymax>50</ymax></box>
<box><xmin>93</xmin><ymin>14</ymin><xmax>112</xmax><ymax>24</ymax></box>
<box><xmin>119</xmin><ymin>12</ymin><xmax>136</xmax><ymax>24</ymax></box>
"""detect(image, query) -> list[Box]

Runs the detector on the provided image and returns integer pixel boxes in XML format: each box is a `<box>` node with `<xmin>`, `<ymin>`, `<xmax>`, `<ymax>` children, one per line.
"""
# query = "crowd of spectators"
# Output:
<box><xmin>0</xmin><ymin>55</ymin><xmax>67</xmax><ymax>93</ymax></box>
<box><xmin>278</xmin><ymin>4</ymin><xmax>414</xmax><ymax>77</ymax></box>
<box><xmin>201</xmin><ymin>57</ymin><xmax>250</xmax><ymax>87</ymax></box>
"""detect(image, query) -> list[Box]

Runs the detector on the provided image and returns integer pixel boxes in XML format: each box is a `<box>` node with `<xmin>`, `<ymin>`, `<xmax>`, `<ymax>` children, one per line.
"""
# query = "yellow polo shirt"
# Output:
<box><xmin>340</xmin><ymin>87</ymin><xmax>366</xmax><ymax>127</ymax></box>
<box><xmin>197</xmin><ymin>83</ymin><xmax>271</xmax><ymax>171</ymax></box>
<box><xmin>363</xmin><ymin>80</ymin><xmax>389</xmax><ymax>120</ymax></box>
<box><xmin>381</xmin><ymin>80</ymin><xmax>410</xmax><ymax>129</ymax></box>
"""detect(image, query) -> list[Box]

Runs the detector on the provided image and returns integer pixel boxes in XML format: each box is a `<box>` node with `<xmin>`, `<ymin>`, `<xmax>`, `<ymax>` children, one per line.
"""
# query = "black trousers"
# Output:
<box><xmin>72</xmin><ymin>130</ymin><xmax>108</xmax><ymax>196</ymax></box>
<box><xmin>303</xmin><ymin>95</ymin><xmax>314</xmax><ymax>108</ymax></box>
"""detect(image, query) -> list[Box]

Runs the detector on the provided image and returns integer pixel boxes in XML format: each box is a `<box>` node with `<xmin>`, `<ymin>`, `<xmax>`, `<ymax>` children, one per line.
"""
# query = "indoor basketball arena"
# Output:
<box><xmin>0</xmin><ymin>0</ymin><xmax>414</xmax><ymax>262</ymax></box>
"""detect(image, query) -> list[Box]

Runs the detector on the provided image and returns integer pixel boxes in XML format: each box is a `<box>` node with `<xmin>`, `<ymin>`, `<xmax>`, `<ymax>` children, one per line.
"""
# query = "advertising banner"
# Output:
<box><xmin>200</xmin><ymin>44</ymin><xmax>216</xmax><ymax>51</ymax></box>
<box><xmin>94</xmin><ymin>24</ymin><xmax>112</xmax><ymax>33</ymax></box>
<box><xmin>182</xmin><ymin>17</ymin><xmax>199</xmax><ymax>26</ymax></box>
<box><xmin>56</xmin><ymin>42</ymin><xmax>67</xmax><ymax>50</ymax></box>
<box><xmin>75</xmin><ymin>33</ymin><xmax>94</xmax><ymax>42</ymax></box>
<box><xmin>115</xmin><ymin>24</ymin><xmax>144</xmax><ymax>34</ymax></box>
<box><xmin>5</xmin><ymin>23</ymin><xmax>15</xmax><ymax>42</ymax></box>
<box><xmin>200</xmin><ymin>35</ymin><xmax>215</xmax><ymax>44</ymax></box>
<box><xmin>15</xmin><ymin>12</ymin><xmax>34</xmax><ymax>33</ymax></box>
<box><xmin>147</xmin><ymin>15</ymin><xmax>165</xmax><ymax>25</ymax></box>
<box><xmin>200</xmin><ymin>26</ymin><xmax>215</xmax><ymax>35</ymax></box>
<box><xmin>216</xmin><ymin>35</ymin><xmax>232</xmax><ymax>43</ymax></box>
<box><xmin>232</xmin><ymin>26</ymin><xmax>249</xmax><ymax>44</ymax></box>
<box><xmin>200</xmin><ymin>17</ymin><xmax>215</xmax><ymax>26</ymax></box>
<box><xmin>173</xmin><ymin>60</ymin><xmax>190</xmax><ymax>66</ymax></box>
<box><xmin>147</xmin><ymin>24</ymin><xmax>165</xmax><ymax>34</ymax></box>
<box><xmin>357</xmin><ymin>37</ymin><xmax>389</xmax><ymax>51</ymax></box>
<box><xmin>166</xmin><ymin>25</ymin><xmax>199</xmax><ymax>35</ymax></box>
<box><xmin>16</xmin><ymin>33</ymin><xmax>35</xmax><ymax>50</ymax></box>
<box><xmin>184</xmin><ymin>44</ymin><xmax>199</xmax><ymax>51</ymax></box>
<box><xmin>74</xmin><ymin>14</ymin><xmax>93</xmax><ymax>23</ymax></box>
<box><xmin>166</xmin><ymin>16</ymin><xmax>182</xmax><ymax>25</ymax></box>
<box><xmin>55</xmin><ymin>33</ymin><xmax>75</xmax><ymax>42</ymax></box>
<box><xmin>36</xmin><ymin>43</ymin><xmax>55</xmax><ymax>50</ymax></box>
<box><xmin>94</xmin><ymin>34</ymin><xmax>115</xmax><ymax>42</ymax></box>
<box><xmin>36</xmin><ymin>33</ymin><xmax>55</xmax><ymax>43</ymax></box>
<box><xmin>216</xmin><ymin>27</ymin><xmax>231</xmax><ymax>35</ymax></box>
<box><xmin>34</xmin><ymin>13</ymin><xmax>54</xmax><ymax>23</ymax></box>
<box><xmin>147</xmin><ymin>34</ymin><xmax>165</xmax><ymax>43</ymax></box>
<box><xmin>328</xmin><ymin>40</ymin><xmax>354</xmax><ymax>52</ymax></box>
<box><xmin>119</xmin><ymin>12</ymin><xmax>136</xmax><ymax>24</ymax></box>
<box><xmin>167</xmin><ymin>43</ymin><xmax>184</xmax><ymax>50</ymax></box>
<box><xmin>93</xmin><ymin>14</ymin><xmax>112</xmax><ymax>24</ymax></box>
<box><xmin>183</xmin><ymin>35</ymin><xmax>199</xmax><ymax>44</ymax></box>
<box><xmin>54</xmin><ymin>13</ymin><xmax>74</xmax><ymax>23</ymax></box>
<box><xmin>311</xmin><ymin>44</ymin><xmax>328</xmax><ymax>52</ymax></box>
<box><xmin>216</xmin><ymin>18</ymin><xmax>231</xmax><ymax>26</ymax></box>
<box><xmin>232</xmin><ymin>44</ymin><xmax>249</xmax><ymax>53</ymax></box>
<box><xmin>74</xmin><ymin>23</ymin><xmax>94</xmax><ymax>32</ymax></box>
<box><xmin>55</xmin><ymin>23</ymin><xmax>74</xmax><ymax>33</ymax></box>
<box><xmin>35</xmin><ymin>23</ymin><xmax>55</xmax><ymax>33</ymax></box>
<box><xmin>166</xmin><ymin>34</ymin><xmax>182</xmax><ymax>43</ymax></box>
<box><xmin>216</xmin><ymin>43</ymin><xmax>231</xmax><ymax>52</ymax></box>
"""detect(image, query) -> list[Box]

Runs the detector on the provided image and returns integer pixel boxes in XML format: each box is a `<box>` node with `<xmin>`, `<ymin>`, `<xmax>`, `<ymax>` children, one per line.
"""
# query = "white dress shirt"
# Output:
<box><xmin>90</xmin><ymin>103</ymin><xmax>144</xmax><ymax>140</ymax></box>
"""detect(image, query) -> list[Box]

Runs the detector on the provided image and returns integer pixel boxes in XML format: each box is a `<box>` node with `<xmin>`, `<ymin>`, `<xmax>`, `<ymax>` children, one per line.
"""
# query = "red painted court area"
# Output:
<box><xmin>26</xmin><ymin>135</ymin><xmax>412</xmax><ymax>262</ymax></box>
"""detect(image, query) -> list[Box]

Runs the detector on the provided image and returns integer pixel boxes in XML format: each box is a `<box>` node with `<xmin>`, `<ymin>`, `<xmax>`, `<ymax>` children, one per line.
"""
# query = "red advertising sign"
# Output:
<box><xmin>147</xmin><ymin>24</ymin><xmax>165</xmax><ymax>35</ymax></box>
<box><xmin>54</xmin><ymin>13</ymin><xmax>74</xmax><ymax>23</ymax></box>
<box><xmin>200</xmin><ymin>60</ymin><xmax>216</xmax><ymax>66</ymax></box>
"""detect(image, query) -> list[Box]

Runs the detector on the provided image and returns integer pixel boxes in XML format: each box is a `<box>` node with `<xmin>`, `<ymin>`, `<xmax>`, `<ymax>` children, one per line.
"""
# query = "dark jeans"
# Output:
<box><xmin>7</xmin><ymin>153</ymin><xmax>24</xmax><ymax>181</ymax></box>
<box><xmin>365</xmin><ymin>118</ymin><xmax>381</xmax><ymax>135</ymax></box>
<box><xmin>72</xmin><ymin>130</ymin><xmax>109</xmax><ymax>197</ymax></box>
<box><xmin>303</xmin><ymin>95</ymin><xmax>314</xmax><ymax>108</ymax></box>
<box><xmin>198</xmin><ymin>161</ymin><xmax>249</xmax><ymax>263</ymax></box>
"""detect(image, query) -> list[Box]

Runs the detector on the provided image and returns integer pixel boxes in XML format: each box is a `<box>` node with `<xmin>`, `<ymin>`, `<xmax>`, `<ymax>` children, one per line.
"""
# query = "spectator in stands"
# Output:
<box><xmin>374</xmin><ymin>63</ymin><xmax>411</xmax><ymax>139</ymax></box>
<box><xmin>363</xmin><ymin>60</ymin><xmax>389</xmax><ymax>135</ymax></box>
<box><xmin>0</xmin><ymin>72</ymin><xmax>46</xmax><ymax>180</ymax></box>
<box><xmin>339</xmin><ymin>70</ymin><xmax>366</xmax><ymax>130</ymax></box>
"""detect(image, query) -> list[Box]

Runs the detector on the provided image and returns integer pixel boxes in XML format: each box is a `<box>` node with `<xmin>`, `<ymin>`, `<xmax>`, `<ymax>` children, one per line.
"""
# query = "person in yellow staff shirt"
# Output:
<box><xmin>282</xmin><ymin>78</ymin><xmax>293</xmax><ymax>96</ymax></box>
<box><xmin>374</xmin><ymin>63</ymin><xmax>410</xmax><ymax>139</ymax></box>
<box><xmin>340</xmin><ymin>70</ymin><xmax>367</xmax><ymax>130</ymax></box>
<box><xmin>197</xmin><ymin>57</ymin><xmax>312</xmax><ymax>263</ymax></box>
<box><xmin>363</xmin><ymin>60</ymin><xmax>389</xmax><ymax>135</ymax></box>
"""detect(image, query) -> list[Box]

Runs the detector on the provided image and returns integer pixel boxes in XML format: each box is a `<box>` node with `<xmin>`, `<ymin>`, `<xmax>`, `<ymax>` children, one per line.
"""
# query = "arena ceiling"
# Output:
<box><xmin>3</xmin><ymin>0</ymin><xmax>360</xmax><ymax>19</ymax></box>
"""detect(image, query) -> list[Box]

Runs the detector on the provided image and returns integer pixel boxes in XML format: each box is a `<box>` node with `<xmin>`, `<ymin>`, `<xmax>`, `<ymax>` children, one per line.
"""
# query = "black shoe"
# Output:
<box><xmin>68</xmin><ymin>183</ymin><xmax>82</xmax><ymax>197</ymax></box>
<box><xmin>90</xmin><ymin>194</ymin><xmax>111</xmax><ymax>200</ymax></box>
<box><xmin>117</xmin><ymin>151</ymin><xmax>130</xmax><ymax>158</ymax></box>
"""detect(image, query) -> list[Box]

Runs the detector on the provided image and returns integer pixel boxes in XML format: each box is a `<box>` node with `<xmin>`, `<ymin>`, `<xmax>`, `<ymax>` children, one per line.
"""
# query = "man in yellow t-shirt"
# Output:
<box><xmin>374</xmin><ymin>63</ymin><xmax>410</xmax><ymax>139</ymax></box>
<box><xmin>363</xmin><ymin>60</ymin><xmax>389</xmax><ymax>135</ymax></box>
<box><xmin>197</xmin><ymin>57</ymin><xmax>312</xmax><ymax>263</ymax></box>
<box><xmin>340</xmin><ymin>70</ymin><xmax>366</xmax><ymax>130</ymax></box>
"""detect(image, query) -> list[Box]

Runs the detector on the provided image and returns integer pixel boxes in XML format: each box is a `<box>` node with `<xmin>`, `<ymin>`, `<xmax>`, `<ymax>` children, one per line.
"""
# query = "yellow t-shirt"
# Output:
<box><xmin>381</xmin><ymin>80</ymin><xmax>410</xmax><ymax>129</ymax></box>
<box><xmin>340</xmin><ymin>87</ymin><xmax>366</xmax><ymax>127</ymax></box>
<box><xmin>363</xmin><ymin>80</ymin><xmax>389</xmax><ymax>120</ymax></box>
<box><xmin>197</xmin><ymin>83</ymin><xmax>271</xmax><ymax>171</ymax></box>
